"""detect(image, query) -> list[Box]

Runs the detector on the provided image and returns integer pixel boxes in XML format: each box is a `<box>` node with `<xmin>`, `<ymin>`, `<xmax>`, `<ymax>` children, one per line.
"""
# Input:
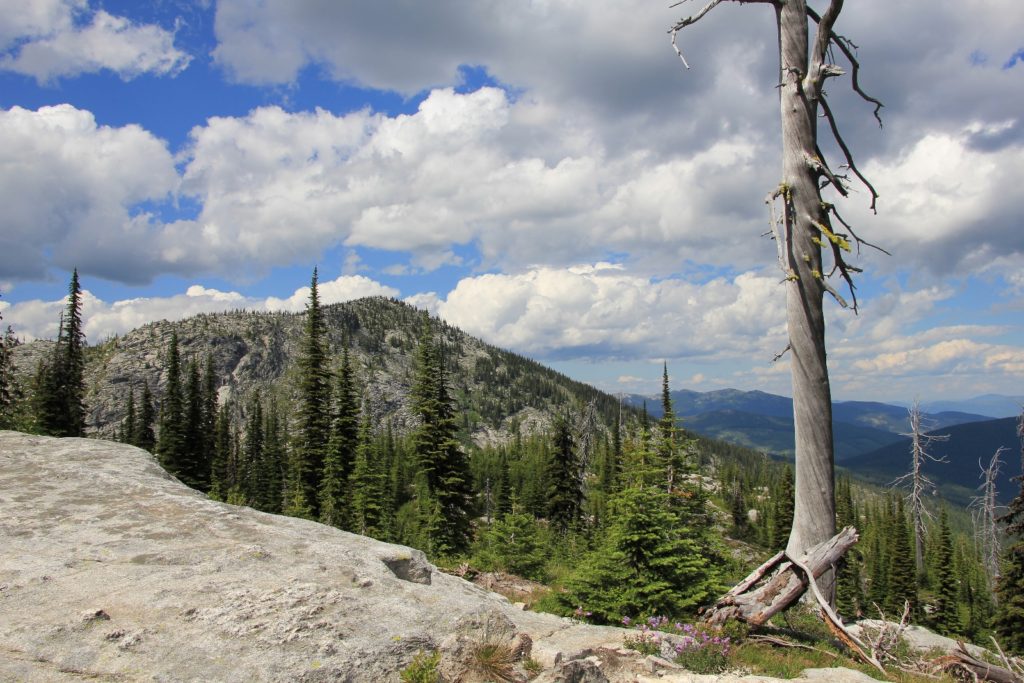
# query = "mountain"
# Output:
<box><xmin>11</xmin><ymin>297</ymin><xmax>622</xmax><ymax>445</ymax></box>
<box><xmin>843</xmin><ymin>417</ymin><xmax>1023</xmax><ymax>506</ymax></box>
<box><xmin>627</xmin><ymin>388</ymin><xmax>991</xmax><ymax>460</ymax></box>
<box><xmin>685</xmin><ymin>409</ymin><xmax>903</xmax><ymax>461</ymax></box>
<box><xmin>920</xmin><ymin>394</ymin><xmax>1024</xmax><ymax>419</ymax></box>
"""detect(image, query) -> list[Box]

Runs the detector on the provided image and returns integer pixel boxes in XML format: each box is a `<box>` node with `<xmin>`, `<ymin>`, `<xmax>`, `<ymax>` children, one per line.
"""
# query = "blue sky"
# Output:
<box><xmin>1</xmin><ymin>0</ymin><xmax>1022</xmax><ymax>402</ymax></box>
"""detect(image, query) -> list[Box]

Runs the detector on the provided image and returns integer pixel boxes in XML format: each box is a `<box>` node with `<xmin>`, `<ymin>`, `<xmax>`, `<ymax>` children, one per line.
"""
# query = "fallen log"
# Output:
<box><xmin>933</xmin><ymin>643</ymin><xmax>1024</xmax><ymax>683</ymax></box>
<box><xmin>703</xmin><ymin>526</ymin><xmax>858</xmax><ymax>627</ymax></box>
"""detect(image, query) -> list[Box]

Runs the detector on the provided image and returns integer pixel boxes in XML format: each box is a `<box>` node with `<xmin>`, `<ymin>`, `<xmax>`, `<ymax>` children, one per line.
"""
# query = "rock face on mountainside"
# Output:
<box><xmin>0</xmin><ymin>431</ymin><xmax>902</xmax><ymax>683</ymax></box>
<box><xmin>9</xmin><ymin>297</ymin><xmax>620</xmax><ymax>447</ymax></box>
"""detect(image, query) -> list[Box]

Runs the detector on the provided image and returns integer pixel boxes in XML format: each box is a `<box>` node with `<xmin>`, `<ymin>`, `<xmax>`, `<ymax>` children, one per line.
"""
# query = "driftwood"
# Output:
<box><xmin>703</xmin><ymin>526</ymin><xmax>858</xmax><ymax>626</ymax></box>
<box><xmin>933</xmin><ymin>643</ymin><xmax>1024</xmax><ymax>683</ymax></box>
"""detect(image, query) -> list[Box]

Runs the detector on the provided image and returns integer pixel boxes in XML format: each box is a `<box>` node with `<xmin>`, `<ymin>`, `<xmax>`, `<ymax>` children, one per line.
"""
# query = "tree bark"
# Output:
<box><xmin>776</xmin><ymin>0</ymin><xmax>837</xmax><ymax>599</ymax></box>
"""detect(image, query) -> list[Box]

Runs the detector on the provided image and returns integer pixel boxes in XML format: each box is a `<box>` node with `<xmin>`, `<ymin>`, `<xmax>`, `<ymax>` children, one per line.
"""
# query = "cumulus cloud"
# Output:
<box><xmin>0</xmin><ymin>105</ymin><xmax>180</xmax><ymax>282</ymax></box>
<box><xmin>430</xmin><ymin>264</ymin><xmax>787</xmax><ymax>361</ymax></box>
<box><xmin>0</xmin><ymin>0</ymin><xmax>190</xmax><ymax>82</ymax></box>
<box><xmin>2</xmin><ymin>275</ymin><xmax>398</xmax><ymax>342</ymax></box>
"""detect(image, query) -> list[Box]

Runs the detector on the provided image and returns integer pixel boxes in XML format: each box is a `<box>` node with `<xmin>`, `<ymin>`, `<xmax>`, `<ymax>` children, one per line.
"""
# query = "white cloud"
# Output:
<box><xmin>2</xmin><ymin>276</ymin><xmax>398</xmax><ymax>342</ymax></box>
<box><xmin>432</xmin><ymin>264</ymin><xmax>787</xmax><ymax>360</ymax></box>
<box><xmin>0</xmin><ymin>0</ymin><xmax>190</xmax><ymax>82</ymax></box>
<box><xmin>0</xmin><ymin>104</ymin><xmax>179</xmax><ymax>282</ymax></box>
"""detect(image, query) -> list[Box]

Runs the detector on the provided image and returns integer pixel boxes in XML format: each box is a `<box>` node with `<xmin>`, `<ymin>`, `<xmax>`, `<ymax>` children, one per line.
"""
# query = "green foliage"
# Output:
<box><xmin>294</xmin><ymin>267</ymin><xmax>332</xmax><ymax>517</ymax></box>
<box><xmin>473</xmin><ymin>505</ymin><xmax>550</xmax><ymax>581</ymax></box>
<box><xmin>157</xmin><ymin>332</ymin><xmax>187</xmax><ymax>476</ymax></box>
<box><xmin>930</xmin><ymin>508</ymin><xmax>962</xmax><ymax>635</ymax></box>
<box><xmin>399</xmin><ymin>650</ymin><xmax>440</xmax><ymax>683</ymax></box>
<box><xmin>33</xmin><ymin>269</ymin><xmax>86</xmax><ymax>436</ymax></box>
<box><xmin>546</xmin><ymin>414</ymin><xmax>582</xmax><ymax>533</ymax></box>
<box><xmin>994</xmin><ymin>447</ymin><xmax>1024</xmax><ymax>654</ymax></box>
<box><xmin>559</xmin><ymin>484</ymin><xmax>719</xmax><ymax>624</ymax></box>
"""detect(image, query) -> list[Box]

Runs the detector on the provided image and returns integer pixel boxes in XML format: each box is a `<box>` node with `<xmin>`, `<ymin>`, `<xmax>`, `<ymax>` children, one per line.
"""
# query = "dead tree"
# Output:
<box><xmin>972</xmin><ymin>446</ymin><xmax>1007</xmax><ymax>587</ymax></box>
<box><xmin>670</xmin><ymin>0</ymin><xmax>885</xmax><ymax>600</ymax></box>
<box><xmin>892</xmin><ymin>400</ymin><xmax>948</xmax><ymax>577</ymax></box>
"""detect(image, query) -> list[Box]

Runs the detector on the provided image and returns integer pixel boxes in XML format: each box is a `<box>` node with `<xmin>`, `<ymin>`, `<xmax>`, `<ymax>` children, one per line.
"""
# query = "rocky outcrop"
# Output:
<box><xmin>1</xmin><ymin>431</ymin><xmax>913</xmax><ymax>682</ymax></box>
<box><xmin>0</xmin><ymin>431</ymin><xmax>628</xmax><ymax>682</ymax></box>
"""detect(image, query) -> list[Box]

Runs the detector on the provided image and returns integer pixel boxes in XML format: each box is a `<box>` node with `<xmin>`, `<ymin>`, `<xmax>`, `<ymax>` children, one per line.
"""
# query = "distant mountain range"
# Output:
<box><xmin>623</xmin><ymin>388</ymin><xmax>1000</xmax><ymax>462</ymax></box>
<box><xmin>843</xmin><ymin>417</ymin><xmax>1023</xmax><ymax>506</ymax></box>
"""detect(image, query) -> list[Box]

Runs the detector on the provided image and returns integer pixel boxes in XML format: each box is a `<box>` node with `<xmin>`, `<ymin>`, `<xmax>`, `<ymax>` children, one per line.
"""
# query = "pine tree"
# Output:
<box><xmin>293</xmin><ymin>268</ymin><xmax>331</xmax><ymax>516</ymax></box>
<box><xmin>348</xmin><ymin>414</ymin><xmax>389</xmax><ymax>538</ymax></box>
<box><xmin>209</xmin><ymin>402</ymin><xmax>233</xmax><ymax>501</ymax></box>
<box><xmin>35</xmin><ymin>269</ymin><xmax>87</xmax><ymax>436</ymax></box>
<box><xmin>770</xmin><ymin>466</ymin><xmax>795</xmax><ymax>550</ymax></box>
<box><xmin>241</xmin><ymin>390</ymin><xmax>265</xmax><ymax>506</ymax></box>
<box><xmin>931</xmin><ymin>507</ymin><xmax>961</xmax><ymax>635</ymax></box>
<box><xmin>320</xmin><ymin>343</ymin><xmax>359</xmax><ymax>528</ymax></box>
<box><xmin>561</xmin><ymin>484</ymin><xmax>719</xmax><ymax>624</ymax></box>
<box><xmin>157</xmin><ymin>332</ymin><xmax>187</xmax><ymax>477</ymax></box>
<box><xmin>993</xmin><ymin>418</ymin><xmax>1024</xmax><ymax>654</ymax></box>
<box><xmin>182</xmin><ymin>358</ymin><xmax>208</xmax><ymax>490</ymax></box>
<box><xmin>886</xmin><ymin>497</ymin><xmax>917</xmax><ymax>616</ymax></box>
<box><xmin>546</xmin><ymin>413</ymin><xmax>582</xmax><ymax>534</ymax></box>
<box><xmin>410</xmin><ymin>317</ymin><xmax>472</xmax><ymax>555</ymax></box>
<box><xmin>260</xmin><ymin>398</ymin><xmax>286</xmax><ymax>513</ymax></box>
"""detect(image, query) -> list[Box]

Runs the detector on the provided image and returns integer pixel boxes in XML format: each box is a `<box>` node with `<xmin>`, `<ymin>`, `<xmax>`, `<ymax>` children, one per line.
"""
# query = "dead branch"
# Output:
<box><xmin>669</xmin><ymin>0</ymin><xmax>777</xmax><ymax>68</ymax></box>
<box><xmin>749</xmin><ymin>634</ymin><xmax>838</xmax><ymax>658</ymax></box>
<box><xmin>806</xmin><ymin>7</ymin><xmax>884</xmax><ymax>126</ymax></box>
<box><xmin>933</xmin><ymin>643</ymin><xmax>1024</xmax><ymax>683</ymax></box>
<box><xmin>972</xmin><ymin>447</ymin><xmax>1007</xmax><ymax>585</ymax></box>
<box><xmin>785</xmin><ymin>549</ymin><xmax>886</xmax><ymax>676</ymax></box>
<box><xmin>818</xmin><ymin>95</ymin><xmax>880</xmax><ymax>212</ymax></box>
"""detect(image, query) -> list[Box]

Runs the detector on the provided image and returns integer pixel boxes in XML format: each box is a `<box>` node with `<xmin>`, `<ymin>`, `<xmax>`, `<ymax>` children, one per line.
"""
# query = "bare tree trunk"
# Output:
<box><xmin>670</xmin><ymin>0</ymin><xmax>884</xmax><ymax>603</ymax></box>
<box><xmin>776</xmin><ymin>0</ymin><xmax>836</xmax><ymax>599</ymax></box>
<box><xmin>896</xmin><ymin>401</ymin><xmax>948</xmax><ymax>578</ymax></box>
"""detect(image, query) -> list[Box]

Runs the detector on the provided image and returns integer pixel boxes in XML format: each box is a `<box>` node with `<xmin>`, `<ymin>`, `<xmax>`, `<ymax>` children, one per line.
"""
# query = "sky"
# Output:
<box><xmin>0</xmin><ymin>0</ymin><xmax>1022</xmax><ymax>403</ymax></box>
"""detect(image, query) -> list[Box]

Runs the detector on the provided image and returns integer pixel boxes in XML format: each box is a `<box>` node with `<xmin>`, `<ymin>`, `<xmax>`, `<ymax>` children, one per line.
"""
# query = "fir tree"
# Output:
<box><xmin>209</xmin><ymin>402</ymin><xmax>232</xmax><ymax>501</ymax></box>
<box><xmin>260</xmin><ymin>397</ymin><xmax>285</xmax><ymax>513</ymax></box>
<box><xmin>771</xmin><ymin>466</ymin><xmax>795</xmax><ymax>550</ymax></box>
<box><xmin>930</xmin><ymin>507</ymin><xmax>961</xmax><ymax>635</ymax></box>
<box><xmin>35</xmin><ymin>269</ymin><xmax>87</xmax><ymax>436</ymax></box>
<box><xmin>242</xmin><ymin>390</ymin><xmax>265</xmax><ymax>505</ymax></box>
<box><xmin>293</xmin><ymin>268</ymin><xmax>331</xmax><ymax>516</ymax></box>
<box><xmin>886</xmin><ymin>497</ymin><xmax>918</xmax><ymax>616</ymax></box>
<box><xmin>410</xmin><ymin>317</ymin><xmax>472</xmax><ymax>555</ymax></box>
<box><xmin>477</xmin><ymin>500</ymin><xmax>548</xmax><ymax>581</ymax></box>
<box><xmin>561</xmin><ymin>484</ymin><xmax>719</xmax><ymax>624</ymax></box>
<box><xmin>320</xmin><ymin>344</ymin><xmax>359</xmax><ymax>527</ymax></box>
<box><xmin>182</xmin><ymin>358</ymin><xmax>208</xmax><ymax>490</ymax></box>
<box><xmin>546</xmin><ymin>413</ymin><xmax>582</xmax><ymax>534</ymax></box>
<box><xmin>993</xmin><ymin>423</ymin><xmax>1024</xmax><ymax>654</ymax></box>
<box><xmin>157</xmin><ymin>332</ymin><xmax>187</xmax><ymax>477</ymax></box>
<box><xmin>348</xmin><ymin>414</ymin><xmax>388</xmax><ymax>538</ymax></box>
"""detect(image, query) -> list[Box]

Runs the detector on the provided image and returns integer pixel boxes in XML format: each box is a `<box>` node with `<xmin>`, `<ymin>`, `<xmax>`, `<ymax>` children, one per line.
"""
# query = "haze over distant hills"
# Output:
<box><xmin>623</xmin><ymin>388</ymin><xmax>999</xmax><ymax>461</ymax></box>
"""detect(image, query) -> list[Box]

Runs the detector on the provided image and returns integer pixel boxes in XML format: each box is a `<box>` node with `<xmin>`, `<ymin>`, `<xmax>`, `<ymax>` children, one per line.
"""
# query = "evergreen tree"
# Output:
<box><xmin>182</xmin><ymin>358</ymin><xmax>208</xmax><ymax>490</ymax></box>
<box><xmin>157</xmin><ymin>332</ymin><xmax>187</xmax><ymax>477</ymax></box>
<box><xmin>348</xmin><ymin>414</ymin><xmax>389</xmax><ymax>538</ymax></box>
<box><xmin>260</xmin><ymin>398</ymin><xmax>286</xmax><ymax>513</ymax></box>
<box><xmin>209</xmin><ymin>402</ymin><xmax>233</xmax><ymax>501</ymax></box>
<box><xmin>242</xmin><ymin>390</ymin><xmax>265</xmax><ymax>505</ymax></box>
<box><xmin>770</xmin><ymin>466</ymin><xmax>795</xmax><ymax>550</ymax></box>
<box><xmin>546</xmin><ymin>413</ymin><xmax>582</xmax><ymax>533</ymax></box>
<box><xmin>410</xmin><ymin>317</ymin><xmax>472</xmax><ymax>555</ymax></box>
<box><xmin>931</xmin><ymin>507</ymin><xmax>961</xmax><ymax>635</ymax></box>
<box><xmin>886</xmin><ymin>497</ymin><xmax>918</xmax><ymax>616</ymax></box>
<box><xmin>476</xmin><ymin>500</ymin><xmax>548</xmax><ymax>581</ymax></box>
<box><xmin>201</xmin><ymin>354</ymin><xmax>218</xmax><ymax>473</ymax></box>
<box><xmin>35</xmin><ymin>269</ymin><xmax>87</xmax><ymax>436</ymax></box>
<box><xmin>134</xmin><ymin>382</ymin><xmax>156</xmax><ymax>452</ymax></box>
<box><xmin>320</xmin><ymin>343</ymin><xmax>360</xmax><ymax>528</ymax></box>
<box><xmin>561</xmin><ymin>484</ymin><xmax>719</xmax><ymax>624</ymax></box>
<box><xmin>0</xmin><ymin>308</ymin><xmax>23</xmax><ymax>430</ymax></box>
<box><xmin>993</xmin><ymin>430</ymin><xmax>1024</xmax><ymax>654</ymax></box>
<box><xmin>293</xmin><ymin>268</ymin><xmax>331</xmax><ymax>516</ymax></box>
